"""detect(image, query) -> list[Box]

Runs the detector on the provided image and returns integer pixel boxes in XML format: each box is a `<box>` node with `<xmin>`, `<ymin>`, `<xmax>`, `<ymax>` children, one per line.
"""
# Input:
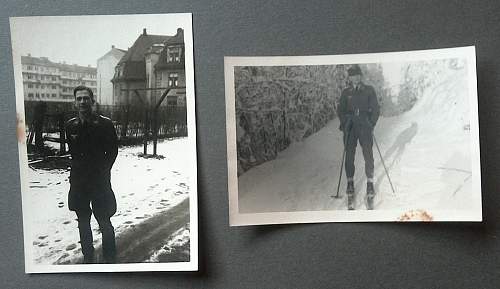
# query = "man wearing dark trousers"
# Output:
<box><xmin>337</xmin><ymin>65</ymin><xmax>380</xmax><ymax>210</ymax></box>
<box><xmin>65</xmin><ymin>85</ymin><xmax>118</xmax><ymax>263</ymax></box>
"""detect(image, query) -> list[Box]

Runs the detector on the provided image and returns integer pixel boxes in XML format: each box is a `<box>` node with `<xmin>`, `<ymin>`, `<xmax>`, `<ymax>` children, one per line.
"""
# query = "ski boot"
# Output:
<box><xmin>347</xmin><ymin>181</ymin><xmax>355</xmax><ymax>210</ymax></box>
<box><xmin>366</xmin><ymin>182</ymin><xmax>375</xmax><ymax>210</ymax></box>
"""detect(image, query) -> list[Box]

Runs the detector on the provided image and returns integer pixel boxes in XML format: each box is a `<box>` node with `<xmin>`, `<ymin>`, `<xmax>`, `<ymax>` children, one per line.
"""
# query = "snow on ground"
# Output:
<box><xmin>238</xmin><ymin>63</ymin><xmax>477</xmax><ymax>213</ymax></box>
<box><xmin>27</xmin><ymin>137</ymin><xmax>191</xmax><ymax>265</ymax></box>
<box><xmin>146</xmin><ymin>224</ymin><xmax>190</xmax><ymax>263</ymax></box>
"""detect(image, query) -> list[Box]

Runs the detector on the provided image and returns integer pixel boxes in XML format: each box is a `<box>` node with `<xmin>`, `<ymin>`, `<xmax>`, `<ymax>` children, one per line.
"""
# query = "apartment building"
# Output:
<box><xmin>22</xmin><ymin>55</ymin><xmax>97</xmax><ymax>102</ymax></box>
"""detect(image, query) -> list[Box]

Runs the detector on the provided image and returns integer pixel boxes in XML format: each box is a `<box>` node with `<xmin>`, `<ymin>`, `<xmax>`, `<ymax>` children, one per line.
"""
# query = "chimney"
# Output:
<box><xmin>143</xmin><ymin>28</ymin><xmax>147</xmax><ymax>35</ymax></box>
<box><xmin>177</xmin><ymin>28</ymin><xmax>183</xmax><ymax>36</ymax></box>
<box><xmin>27</xmin><ymin>53</ymin><xmax>31</xmax><ymax>57</ymax></box>
<box><xmin>112</xmin><ymin>45</ymin><xmax>115</xmax><ymax>49</ymax></box>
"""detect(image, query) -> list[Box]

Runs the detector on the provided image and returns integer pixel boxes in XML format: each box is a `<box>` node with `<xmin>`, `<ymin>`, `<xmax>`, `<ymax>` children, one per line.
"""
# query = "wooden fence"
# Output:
<box><xmin>24</xmin><ymin>101</ymin><xmax>187</xmax><ymax>153</ymax></box>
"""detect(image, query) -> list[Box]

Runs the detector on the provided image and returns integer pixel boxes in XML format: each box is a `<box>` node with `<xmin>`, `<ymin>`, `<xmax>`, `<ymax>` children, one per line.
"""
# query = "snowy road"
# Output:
<box><xmin>27</xmin><ymin>138</ymin><xmax>192</xmax><ymax>265</ymax></box>
<box><xmin>238</xmin><ymin>65</ymin><xmax>477</xmax><ymax>213</ymax></box>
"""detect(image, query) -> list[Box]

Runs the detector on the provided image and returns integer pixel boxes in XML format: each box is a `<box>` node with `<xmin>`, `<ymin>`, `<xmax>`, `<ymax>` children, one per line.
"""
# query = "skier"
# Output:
<box><xmin>65</xmin><ymin>85</ymin><xmax>118</xmax><ymax>263</ymax></box>
<box><xmin>337</xmin><ymin>64</ymin><xmax>380</xmax><ymax>210</ymax></box>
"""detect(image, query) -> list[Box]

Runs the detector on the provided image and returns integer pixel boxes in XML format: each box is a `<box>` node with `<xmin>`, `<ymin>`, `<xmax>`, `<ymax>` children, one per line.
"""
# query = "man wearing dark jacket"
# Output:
<box><xmin>337</xmin><ymin>65</ymin><xmax>380</xmax><ymax>210</ymax></box>
<box><xmin>65</xmin><ymin>85</ymin><xmax>118</xmax><ymax>263</ymax></box>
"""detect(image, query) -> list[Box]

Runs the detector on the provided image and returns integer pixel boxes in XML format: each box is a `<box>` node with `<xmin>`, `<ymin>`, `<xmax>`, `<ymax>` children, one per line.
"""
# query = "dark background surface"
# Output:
<box><xmin>1</xmin><ymin>1</ymin><xmax>499</xmax><ymax>288</ymax></box>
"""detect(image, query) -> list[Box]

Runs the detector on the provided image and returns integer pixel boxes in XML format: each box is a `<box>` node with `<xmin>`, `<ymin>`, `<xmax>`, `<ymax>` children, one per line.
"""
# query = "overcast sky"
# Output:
<box><xmin>10</xmin><ymin>14</ymin><xmax>188</xmax><ymax>67</ymax></box>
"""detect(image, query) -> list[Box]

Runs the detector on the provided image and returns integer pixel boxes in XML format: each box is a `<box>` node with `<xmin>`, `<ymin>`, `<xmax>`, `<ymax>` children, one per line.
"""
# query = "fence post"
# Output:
<box><xmin>58</xmin><ymin>113</ymin><xmax>66</xmax><ymax>154</ymax></box>
<box><xmin>121</xmin><ymin>105</ymin><xmax>129</xmax><ymax>138</ymax></box>
<box><xmin>34</xmin><ymin>102</ymin><xmax>47</xmax><ymax>152</ymax></box>
<box><xmin>143</xmin><ymin>107</ymin><xmax>149</xmax><ymax>155</ymax></box>
<box><xmin>152</xmin><ymin>107</ymin><xmax>158</xmax><ymax>156</ymax></box>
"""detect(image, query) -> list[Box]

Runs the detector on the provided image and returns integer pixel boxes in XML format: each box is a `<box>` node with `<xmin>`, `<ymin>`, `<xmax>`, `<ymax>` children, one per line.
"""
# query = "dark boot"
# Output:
<box><xmin>95</xmin><ymin>214</ymin><xmax>117</xmax><ymax>264</ymax></box>
<box><xmin>83</xmin><ymin>251</ymin><xmax>95</xmax><ymax>264</ymax></box>
<box><xmin>366</xmin><ymin>182</ymin><xmax>375</xmax><ymax>210</ymax></box>
<box><xmin>347</xmin><ymin>181</ymin><xmax>355</xmax><ymax>210</ymax></box>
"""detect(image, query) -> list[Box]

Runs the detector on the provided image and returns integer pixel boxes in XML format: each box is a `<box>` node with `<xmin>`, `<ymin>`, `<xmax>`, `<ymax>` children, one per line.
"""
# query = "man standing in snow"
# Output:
<box><xmin>65</xmin><ymin>85</ymin><xmax>118</xmax><ymax>263</ymax></box>
<box><xmin>337</xmin><ymin>65</ymin><xmax>380</xmax><ymax>210</ymax></box>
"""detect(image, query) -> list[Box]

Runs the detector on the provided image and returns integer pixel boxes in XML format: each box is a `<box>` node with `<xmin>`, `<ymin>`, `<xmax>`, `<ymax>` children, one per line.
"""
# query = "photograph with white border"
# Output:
<box><xmin>10</xmin><ymin>13</ymin><xmax>198</xmax><ymax>272</ymax></box>
<box><xmin>225</xmin><ymin>46</ymin><xmax>481</xmax><ymax>226</ymax></box>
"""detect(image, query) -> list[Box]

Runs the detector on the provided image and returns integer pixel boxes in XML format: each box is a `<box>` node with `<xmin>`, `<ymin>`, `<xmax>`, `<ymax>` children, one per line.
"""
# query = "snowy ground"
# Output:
<box><xmin>238</xmin><ymin>64</ymin><xmax>478</xmax><ymax>214</ymax></box>
<box><xmin>27</xmin><ymin>137</ymin><xmax>191</xmax><ymax>265</ymax></box>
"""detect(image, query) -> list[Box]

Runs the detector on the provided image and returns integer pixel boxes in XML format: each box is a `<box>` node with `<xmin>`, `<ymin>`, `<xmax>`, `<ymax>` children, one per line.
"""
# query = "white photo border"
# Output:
<box><xmin>10</xmin><ymin>13</ymin><xmax>198</xmax><ymax>273</ymax></box>
<box><xmin>225</xmin><ymin>46</ymin><xmax>482</xmax><ymax>226</ymax></box>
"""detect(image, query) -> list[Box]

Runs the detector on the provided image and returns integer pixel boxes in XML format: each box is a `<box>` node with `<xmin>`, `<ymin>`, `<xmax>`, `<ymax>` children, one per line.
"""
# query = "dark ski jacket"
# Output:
<box><xmin>65</xmin><ymin>114</ymin><xmax>118</xmax><ymax>213</ymax></box>
<box><xmin>337</xmin><ymin>82</ymin><xmax>380</xmax><ymax>131</ymax></box>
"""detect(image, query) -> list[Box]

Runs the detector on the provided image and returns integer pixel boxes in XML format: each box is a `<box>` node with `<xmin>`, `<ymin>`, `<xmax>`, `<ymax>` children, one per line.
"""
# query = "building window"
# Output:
<box><xmin>35</xmin><ymin>93</ymin><xmax>40</xmax><ymax>98</ymax></box>
<box><xmin>166</xmin><ymin>95</ymin><xmax>177</xmax><ymax>106</ymax></box>
<box><xmin>52</xmin><ymin>85</ymin><xmax>56</xmax><ymax>89</ymax></box>
<box><xmin>155</xmin><ymin>74</ymin><xmax>162</xmax><ymax>88</ymax></box>
<box><xmin>168</xmin><ymin>73</ymin><xmax>179</xmax><ymax>87</ymax></box>
<box><xmin>36</xmin><ymin>84</ymin><xmax>39</xmax><ymax>88</ymax></box>
<box><xmin>28</xmin><ymin>93</ymin><xmax>34</xmax><ymax>98</ymax></box>
<box><xmin>62</xmin><ymin>80</ymin><xmax>67</xmax><ymax>84</ymax></box>
<box><xmin>27</xmin><ymin>74</ymin><xmax>33</xmax><ymax>79</ymax></box>
<box><xmin>52</xmin><ymin>93</ymin><xmax>56</xmax><ymax>98</ymax></box>
<box><xmin>41</xmin><ymin>85</ymin><xmax>45</xmax><ymax>89</ymax></box>
<box><xmin>28</xmin><ymin>84</ymin><xmax>33</xmax><ymax>88</ymax></box>
<box><xmin>27</xmin><ymin>65</ymin><xmax>32</xmax><ymax>70</ymax></box>
<box><xmin>167</xmin><ymin>47</ymin><xmax>181</xmax><ymax>63</ymax></box>
<box><xmin>52</xmin><ymin>76</ymin><xmax>57</xmax><ymax>81</ymax></box>
<box><xmin>63</xmin><ymin>88</ymin><xmax>67</xmax><ymax>92</ymax></box>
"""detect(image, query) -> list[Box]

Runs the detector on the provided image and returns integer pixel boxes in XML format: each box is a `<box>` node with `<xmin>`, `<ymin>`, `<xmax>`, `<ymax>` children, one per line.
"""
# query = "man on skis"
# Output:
<box><xmin>337</xmin><ymin>64</ymin><xmax>380</xmax><ymax>210</ymax></box>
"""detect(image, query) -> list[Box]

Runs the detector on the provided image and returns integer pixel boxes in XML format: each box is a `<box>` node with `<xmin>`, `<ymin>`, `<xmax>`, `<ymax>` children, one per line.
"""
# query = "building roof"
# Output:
<box><xmin>155</xmin><ymin>28</ymin><xmax>185</xmax><ymax>71</ymax></box>
<box><xmin>164</xmin><ymin>28</ymin><xmax>184</xmax><ymax>45</ymax></box>
<box><xmin>113</xmin><ymin>29</ymin><xmax>171</xmax><ymax>81</ymax></box>
<box><xmin>21</xmin><ymin>55</ymin><xmax>96</xmax><ymax>73</ymax></box>
<box><xmin>118</xmin><ymin>31</ymin><xmax>170</xmax><ymax>64</ymax></box>
<box><xmin>97</xmin><ymin>46</ymin><xmax>127</xmax><ymax>62</ymax></box>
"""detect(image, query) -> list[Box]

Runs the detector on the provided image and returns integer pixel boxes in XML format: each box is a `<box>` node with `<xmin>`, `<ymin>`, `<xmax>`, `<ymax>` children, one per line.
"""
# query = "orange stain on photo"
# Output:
<box><xmin>17</xmin><ymin>113</ymin><xmax>26</xmax><ymax>144</ymax></box>
<box><xmin>398</xmin><ymin>209</ymin><xmax>433</xmax><ymax>222</ymax></box>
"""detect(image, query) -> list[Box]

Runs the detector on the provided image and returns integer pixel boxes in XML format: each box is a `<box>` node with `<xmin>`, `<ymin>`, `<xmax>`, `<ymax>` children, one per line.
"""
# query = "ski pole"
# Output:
<box><xmin>334</xmin><ymin>143</ymin><xmax>346</xmax><ymax>198</ymax></box>
<box><xmin>373</xmin><ymin>134</ymin><xmax>396</xmax><ymax>195</ymax></box>
<box><xmin>335</xmin><ymin>121</ymin><xmax>351</xmax><ymax>198</ymax></box>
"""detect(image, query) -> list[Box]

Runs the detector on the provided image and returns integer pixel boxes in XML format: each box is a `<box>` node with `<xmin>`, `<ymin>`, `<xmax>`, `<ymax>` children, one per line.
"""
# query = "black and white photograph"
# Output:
<box><xmin>10</xmin><ymin>13</ymin><xmax>198</xmax><ymax>272</ymax></box>
<box><xmin>225</xmin><ymin>47</ymin><xmax>481</xmax><ymax>225</ymax></box>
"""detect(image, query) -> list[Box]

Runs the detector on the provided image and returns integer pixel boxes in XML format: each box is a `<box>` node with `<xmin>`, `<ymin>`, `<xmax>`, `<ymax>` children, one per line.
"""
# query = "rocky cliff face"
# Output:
<box><xmin>235</xmin><ymin>65</ymin><xmax>347</xmax><ymax>175</ymax></box>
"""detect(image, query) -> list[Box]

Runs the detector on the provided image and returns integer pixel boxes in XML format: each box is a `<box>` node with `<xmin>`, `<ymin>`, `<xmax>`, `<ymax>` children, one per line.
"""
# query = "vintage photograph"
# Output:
<box><xmin>225</xmin><ymin>47</ymin><xmax>481</xmax><ymax>225</ymax></box>
<box><xmin>10</xmin><ymin>13</ymin><xmax>198</xmax><ymax>272</ymax></box>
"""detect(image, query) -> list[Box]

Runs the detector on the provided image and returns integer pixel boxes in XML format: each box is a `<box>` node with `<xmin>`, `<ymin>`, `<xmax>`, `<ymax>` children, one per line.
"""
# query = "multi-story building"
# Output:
<box><xmin>112</xmin><ymin>28</ymin><xmax>170</xmax><ymax>106</ymax></box>
<box><xmin>112</xmin><ymin>28</ymin><xmax>186</xmax><ymax>106</ymax></box>
<box><xmin>152</xmin><ymin>28</ymin><xmax>186</xmax><ymax>106</ymax></box>
<box><xmin>21</xmin><ymin>54</ymin><xmax>97</xmax><ymax>102</ymax></box>
<box><xmin>97</xmin><ymin>46</ymin><xmax>127</xmax><ymax>105</ymax></box>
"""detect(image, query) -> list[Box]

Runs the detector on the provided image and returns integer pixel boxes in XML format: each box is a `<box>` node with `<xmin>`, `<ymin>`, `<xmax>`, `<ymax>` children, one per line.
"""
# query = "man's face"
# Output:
<box><xmin>74</xmin><ymin>90</ymin><xmax>94</xmax><ymax>113</ymax></box>
<box><xmin>349</xmin><ymin>74</ymin><xmax>362</xmax><ymax>86</ymax></box>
